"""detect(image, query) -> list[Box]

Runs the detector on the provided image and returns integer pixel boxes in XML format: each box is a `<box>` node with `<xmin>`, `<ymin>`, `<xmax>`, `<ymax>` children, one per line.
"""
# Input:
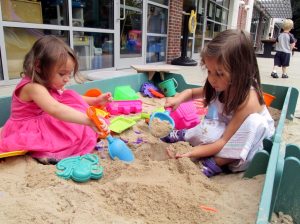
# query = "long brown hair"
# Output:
<box><xmin>22</xmin><ymin>35</ymin><xmax>80</xmax><ymax>87</ymax></box>
<box><xmin>201</xmin><ymin>29</ymin><xmax>264</xmax><ymax>114</ymax></box>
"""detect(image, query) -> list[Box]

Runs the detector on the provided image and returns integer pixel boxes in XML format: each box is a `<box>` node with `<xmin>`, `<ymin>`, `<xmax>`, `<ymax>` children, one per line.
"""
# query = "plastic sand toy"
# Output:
<box><xmin>170</xmin><ymin>101</ymin><xmax>200</xmax><ymax>130</ymax></box>
<box><xmin>0</xmin><ymin>150</ymin><xmax>27</xmax><ymax>159</ymax></box>
<box><xmin>106</xmin><ymin>100</ymin><xmax>142</xmax><ymax>115</ymax></box>
<box><xmin>56</xmin><ymin>154</ymin><xmax>103</xmax><ymax>183</ymax></box>
<box><xmin>114</xmin><ymin>85</ymin><xmax>139</xmax><ymax>100</ymax></box>
<box><xmin>87</xmin><ymin>106</ymin><xmax>134</xmax><ymax>163</ymax></box>
<box><xmin>140</xmin><ymin>82</ymin><xmax>162</xmax><ymax>98</ymax></box>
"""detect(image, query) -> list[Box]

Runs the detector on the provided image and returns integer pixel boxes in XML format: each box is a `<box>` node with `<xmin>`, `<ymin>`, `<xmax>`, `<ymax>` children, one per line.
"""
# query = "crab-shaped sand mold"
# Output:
<box><xmin>56</xmin><ymin>154</ymin><xmax>103</xmax><ymax>182</ymax></box>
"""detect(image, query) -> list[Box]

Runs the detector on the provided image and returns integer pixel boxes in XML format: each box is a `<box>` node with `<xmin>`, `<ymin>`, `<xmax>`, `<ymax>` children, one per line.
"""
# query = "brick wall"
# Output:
<box><xmin>166</xmin><ymin>0</ymin><xmax>183</xmax><ymax>64</ymax></box>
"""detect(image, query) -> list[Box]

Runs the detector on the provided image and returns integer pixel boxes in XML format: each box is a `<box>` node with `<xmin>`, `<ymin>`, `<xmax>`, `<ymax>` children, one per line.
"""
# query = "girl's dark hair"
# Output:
<box><xmin>22</xmin><ymin>35</ymin><xmax>80</xmax><ymax>86</ymax></box>
<box><xmin>200</xmin><ymin>29</ymin><xmax>264</xmax><ymax>114</ymax></box>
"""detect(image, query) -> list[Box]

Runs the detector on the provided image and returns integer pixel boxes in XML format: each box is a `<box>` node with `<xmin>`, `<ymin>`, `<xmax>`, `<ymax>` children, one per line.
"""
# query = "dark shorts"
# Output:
<box><xmin>274</xmin><ymin>51</ymin><xmax>291</xmax><ymax>67</ymax></box>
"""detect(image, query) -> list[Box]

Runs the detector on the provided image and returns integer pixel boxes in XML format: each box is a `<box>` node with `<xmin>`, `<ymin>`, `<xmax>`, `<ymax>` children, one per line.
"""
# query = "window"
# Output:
<box><xmin>3</xmin><ymin>27</ymin><xmax>69</xmax><ymax>79</ymax></box>
<box><xmin>146</xmin><ymin>36</ymin><xmax>166</xmax><ymax>63</ymax></box>
<box><xmin>194</xmin><ymin>0</ymin><xmax>205</xmax><ymax>53</ymax></box>
<box><xmin>146</xmin><ymin>2</ymin><xmax>168</xmax><ymax>63</ymax></box>
<box><xmin>150</xmin><ymin>0</ymin><xmax>168</xmax><ymax>6</ymax></box>
<box><xmin>0</xmin><ymin>0</ymin><xmax>115</xmax><ymax>82</ymax></box>
<box><xmin>205</xmin><ymin>0</ymin><xmax>229</xmax><ymax>39</ymax></box>
<box><xmin>74</xmin><ymin>32</ymin><xmax>114</xmax><ymax>70</ymax></box>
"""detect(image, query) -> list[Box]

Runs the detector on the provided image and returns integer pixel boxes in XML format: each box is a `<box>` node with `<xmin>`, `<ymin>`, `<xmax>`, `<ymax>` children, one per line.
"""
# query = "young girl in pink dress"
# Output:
<box><xmin>0</xmin><ymin>35</ymin><xmax>112</xmax><ymax>164</ymax></box>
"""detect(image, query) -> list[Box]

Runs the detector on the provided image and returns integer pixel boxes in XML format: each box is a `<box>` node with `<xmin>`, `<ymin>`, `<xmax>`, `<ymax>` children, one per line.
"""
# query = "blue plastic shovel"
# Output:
<box><xmin>87</xmin><ymin>106</ymin><xmax>134</xmax><ymax>163</ymax></box>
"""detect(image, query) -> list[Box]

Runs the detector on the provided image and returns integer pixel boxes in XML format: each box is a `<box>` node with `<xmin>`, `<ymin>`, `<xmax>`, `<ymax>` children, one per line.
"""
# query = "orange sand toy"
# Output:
<box><xmin>263</xmin><ymin>92</ymin><xmax>276</xmax><ymax>107</ymax></box>
<box><xmin>84</xmin><ymin>88</ymin><xmax>108</xmax><ymax>112</ymax></box>
<box><xmin>84</xmin><ymin>88</ymin><xmax>102</xmax><ymax>97</ymax></box>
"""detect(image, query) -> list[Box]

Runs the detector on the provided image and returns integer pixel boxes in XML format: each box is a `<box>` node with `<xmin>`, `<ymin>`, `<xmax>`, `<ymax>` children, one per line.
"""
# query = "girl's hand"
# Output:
<box><xmin>94</xmin><ymin>92</ymin><xmax>113</xmax><ymax>106</ymax></box>
<box><xmin>175</xmin><ymin>151</ymin><xmax>192</xmax><ymax>159</ymax></box>
<box><xmin>89</xmin><ymin>116</ymin><xmax>110</xmax><ymax>136</ymax></box>
<box><xmin>166</xmin><ymin>147</ymin><xmax>191</xmax><ymax>160</ymax></box>
<box><xmin>165</xmin><ymin>97</ymin><xmax>181</xmax><ymax>110</ymax></box>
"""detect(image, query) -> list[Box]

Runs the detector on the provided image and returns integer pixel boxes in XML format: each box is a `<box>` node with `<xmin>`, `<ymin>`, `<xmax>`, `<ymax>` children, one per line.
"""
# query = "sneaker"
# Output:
<box><xmin>282</xmin><ymin>74</ymin><xmax>289</xmax><ymax>78</ymax></box>
<box><xmin>201</xmin><ymin>158</ymin><xmax>223</xmax><ymax>177</ymax></box>
<box><xmin>161</xmin><ymin>129</ymin><xmax>186</xmax><ymax>143</ymax></box>
<box><xmin>271</xmin><ymin>72</ymin><xmax>279</xmax><ymax>78</ymax></box>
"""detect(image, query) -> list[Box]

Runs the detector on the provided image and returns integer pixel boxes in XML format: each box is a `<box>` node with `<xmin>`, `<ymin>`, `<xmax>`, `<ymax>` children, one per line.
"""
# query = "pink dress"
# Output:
<box><xmin>0</xmin><ymin>77</ymin><xmax>97</xmax><ymax>159</ymax></box>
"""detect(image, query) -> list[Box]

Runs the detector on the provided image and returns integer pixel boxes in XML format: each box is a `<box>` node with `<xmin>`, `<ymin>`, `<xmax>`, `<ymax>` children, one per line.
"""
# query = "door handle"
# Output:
<box><xmin>118</xmin><ymin>0</ymin><xmax>126</xmax><ymax>20</ymax></box>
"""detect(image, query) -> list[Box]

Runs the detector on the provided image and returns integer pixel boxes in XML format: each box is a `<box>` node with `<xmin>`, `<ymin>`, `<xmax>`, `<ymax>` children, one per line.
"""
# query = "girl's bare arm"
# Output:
<box><xmin>21</xmin><ymin>83</ymin><xmax>93</xmax><ymax>126</ymax></box>
<box><xmin>165</xmin><ymin>87</ymin><xmax>204</xmax><ymax>109</ymax></box>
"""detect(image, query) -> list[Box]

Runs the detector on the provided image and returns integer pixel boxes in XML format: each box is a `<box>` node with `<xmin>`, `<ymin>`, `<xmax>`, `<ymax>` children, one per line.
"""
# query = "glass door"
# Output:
<box><xmin>116</xmin><ymin>0</ymin><xmax>144</xmax><ymax>69</ymax></box>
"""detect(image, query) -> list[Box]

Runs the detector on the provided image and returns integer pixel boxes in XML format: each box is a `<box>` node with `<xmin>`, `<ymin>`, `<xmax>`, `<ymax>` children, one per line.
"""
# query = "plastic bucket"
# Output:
<box><xmin>263</xmin><ymin>92</ymin><xmax>276</xmax><ymax>107</ymax></box>
<box><xmin>158</xmin><ymin>78</ymin><xmax>178</xmax><ymax>97</ymax></box>
<box><xmin>84</xmin><ymin>88</ymin><xmax>102</xmax><ymax>97</ymax></box>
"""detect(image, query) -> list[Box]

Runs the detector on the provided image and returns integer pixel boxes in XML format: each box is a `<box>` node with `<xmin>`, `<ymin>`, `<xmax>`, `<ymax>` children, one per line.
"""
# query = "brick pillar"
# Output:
<box><xmin>166</xmin><ymin>0</ymin><xmax>183</xmax><ymax>64</ymax></box>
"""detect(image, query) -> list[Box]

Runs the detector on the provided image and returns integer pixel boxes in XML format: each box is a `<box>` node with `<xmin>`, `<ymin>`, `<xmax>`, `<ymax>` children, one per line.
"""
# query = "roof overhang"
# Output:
<box><xmin>255</xmin><ymin>0</ymin><xmax>292</xmax><ymax>19</ymax></box>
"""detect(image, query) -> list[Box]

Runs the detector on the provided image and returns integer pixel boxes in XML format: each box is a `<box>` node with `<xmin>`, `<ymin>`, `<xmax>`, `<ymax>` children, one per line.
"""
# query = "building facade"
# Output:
<box><xmin>0</xmin><ymin>0</ymin><xmax>292</xmax><ymax>85</ymax></box>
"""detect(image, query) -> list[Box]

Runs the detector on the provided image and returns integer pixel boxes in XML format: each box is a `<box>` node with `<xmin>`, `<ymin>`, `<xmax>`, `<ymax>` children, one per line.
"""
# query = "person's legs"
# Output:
<box><xmin>271</xmin><ymin>53</ymin><xmax>281</xmax><ymax>78</ymax></box>
<box><xmin>214</xmin><ymin>157</ymin><xmax>235</xmax><ymax>166</ymax></box>
<box><xmin>282</xmin><ymin>66</ymin><xmax>288</xmax><ymax>78</ymax></box>
<box><xmin>281</xmin><ymin>52</ymin><xmax>290</xmax><ymax>78</ymax></box>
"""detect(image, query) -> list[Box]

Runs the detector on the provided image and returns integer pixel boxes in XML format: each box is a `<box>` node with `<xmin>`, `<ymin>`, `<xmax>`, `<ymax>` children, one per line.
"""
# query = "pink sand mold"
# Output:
<box><xmin>169</xmin><ymin>101</ymin><xmax>200</xmax><ymax>130</ymax></box>
<box><xmin>193</xmin><ymin>99</ymin><xmax>208</xmax><ymax>116</ymax></box>
<box><xmin>106</xmin><ymin>100</ymin><xmax>142</xmax><ymax>115</ymax></box>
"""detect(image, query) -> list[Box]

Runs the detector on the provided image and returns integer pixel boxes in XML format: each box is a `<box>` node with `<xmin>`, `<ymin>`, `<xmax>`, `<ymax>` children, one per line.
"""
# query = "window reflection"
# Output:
<box><xmin>120</xmin><ymin>1</ymin><xmax>143</xmax><ymax>58</ymax></box>
<box><xmin>215</xmin><ymin>0</ymin><xmax>229</xmax><ymax>8</ymax></box>
<box><xmin>193</xmin><ymin>0</ymin><xmax>204</xmax><ymax>54</ymax></box>
<box><xmin>215</xmin><ymin>5</ymin><xmax>222</xmax><ymax>22</ymax></box>
<box><xmin>147</xmin><ymin>36</ymin><xmax>166</xmax><ymax>63</ymax></box>
<box><xmin>74</xmin><ymin>33</ymin><xmax>114</xmax><ymax>70</ymax></box>
<box><xmin>183</xmin><ymin>0</ymin><xmax>196</xmax><ymax>12</ymax></box>
<box><xmin>149</xmin><ymin>0</ymin><xmax>168</xmax><ymax>6</ymax></box>
<box><xmin>194</xmin><ymin>23</ymin><xmax>203</xmax><ymax>53</ymax></box>
<box><xmin>206</xmin><ymin>21</ymin><xmax>214</xmax><ymax>38</ymax></box>
<box><xmin>147</xmin><ymin>5</ymin><xmax>168</xmax><ymax>34</ymax></box>
<box><xmin>75</xmin><ymin>0</ymin><xmax>114</xmax><ymax>29</ymax></box>
<box><xmin>2</xmin><ymin>0</ymin><xmax>42</xmax><ymax>23</ymax></box>
<box><xmin>43</xmin><ymin>0</ymin><xmax>69</xmax><ymax>25</ymax></box>
<box><xmin>187</xmin><ymin>39</ymin><xmax>193</xmax><ymax>57</ymax></box>
<box><xmin>1</xmin><ymin>0</ymin><xmax>114</xmax><ymax>29</ymax></box>
<box><xmin>207</xmin><ymin>2</ymin><xmax>215</xmax><ymax>19</ymax></box>
<box><xmin>3</xmin><ymin>27</ymin><xmax>69</xmax><ymax>79</ymax></box>
<box><xmin>206</xmin><ymin>1</ymin><xmax>229</xmax><ymax>39</ymax></box>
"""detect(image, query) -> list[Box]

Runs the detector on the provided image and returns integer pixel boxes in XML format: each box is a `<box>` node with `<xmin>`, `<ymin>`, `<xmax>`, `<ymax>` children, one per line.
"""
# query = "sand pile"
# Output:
<box><xmin>0</xmin><ymin>96</ymin><xmax>293</xmax><ymax>224</ymax></box>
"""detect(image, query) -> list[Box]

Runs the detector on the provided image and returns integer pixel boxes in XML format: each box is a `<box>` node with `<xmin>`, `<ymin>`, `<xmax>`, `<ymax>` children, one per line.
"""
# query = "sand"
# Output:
<box><xmin>0</xmin><ymin>96</ymin><xmax>298</xmax><ymax>224</ymax></box>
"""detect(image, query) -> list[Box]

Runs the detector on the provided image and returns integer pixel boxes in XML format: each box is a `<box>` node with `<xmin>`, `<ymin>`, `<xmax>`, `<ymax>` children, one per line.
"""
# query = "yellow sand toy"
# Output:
<box><xmin>0</xmin><ymin>150</ymin><xmax>27</xmax><ymax>159</ymax></box>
